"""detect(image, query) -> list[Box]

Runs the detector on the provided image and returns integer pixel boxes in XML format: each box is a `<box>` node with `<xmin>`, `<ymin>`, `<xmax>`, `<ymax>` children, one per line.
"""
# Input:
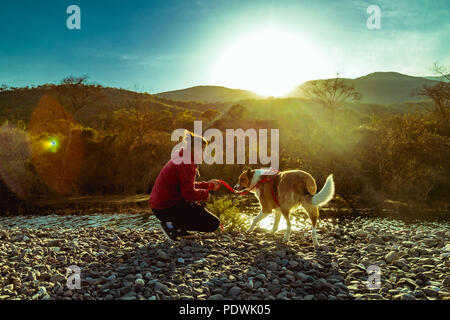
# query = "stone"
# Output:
<box><xmin>154</xmin><ymin>282</ymin><xmax>169</xmax><ymax>294</ymax></box>
<box><xmin>385</xmin><ymin>251</ymin><xmax>400</xmax><ymax>264</ymax></box>
<box><xmin>368</xmin><ymin>236</ymin><xmax>385</xmax><ymax>245</ymax></box>
<box><xmin>117</xmin><ymin>266</ymin><xmax>134</xmax><ymax>274</ymax></box>
<box><xmin>144</xmin><ymin>272</ymin><xmax>152</xmax><ymax>280</ymax></box>
<box><xmin>423</xmin><ymin>287</ymin><xmax>439</xmax><ymax>297</ymax></box>
<box><xmin>423</xmin><ymin>238</ymin><xmax>438</xmax><ymax>247</ymax></box>
<box><xmin>45</xmin><ymin>239</ymin><xmax>60</xmax><ymax>247</ymax></box>
<box><xmin>107</xmin><ymin>274</ymin><xmax>117</xmax><ymax>281</ymax></box>
<box><xmin>312</xmin><ymin>279</ymin><xmax>332</xmax><ymax>291</ymax></box>
<box><xmin>135</xmin><ymin>279</ymin><xmax>145</xmax><ymax>286</ymax></box>
<box><xmin>296</xmin><ymin>272</ymin><xmax>314</xmax><ymax>282</ymax></box>
<box><xmin>442</xmin><ymin>275</ymin><xmax>450</xmax><ymax>287</ymax></box>
<box><xmin>400</xmin><ymin>293</ymin><xmax>416</xmax><ymax>300</ymax></box>
<box><xmin>50</xmin><ymin>274</ymin><xmax>66</xmax><ymax>283</ymax></box>
<box><xmin>266</xmin><ymin>262</ymin><xmax>278</xmax><ymax>271</ymax></box>
<box><xmin>228</xmin><ymin>286</ymin><xmax>241</xmax><ymax>297</ymax></box>
<box><xmin>37</xmin><ymin>287</ymin><xmax>47</xmax><ymax>296</ymax></box>
<box><xmin>157</xmin><ymin>250</ymin><xmax>170</xmax><ymax>260</ymax></box>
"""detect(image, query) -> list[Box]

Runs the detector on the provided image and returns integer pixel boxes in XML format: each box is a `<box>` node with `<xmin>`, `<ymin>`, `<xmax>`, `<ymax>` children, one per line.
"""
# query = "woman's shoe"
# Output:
<box><xmin>159</xmin><ymin>222</ymin><xmax>179</xmax><ymax>242</ymax></box>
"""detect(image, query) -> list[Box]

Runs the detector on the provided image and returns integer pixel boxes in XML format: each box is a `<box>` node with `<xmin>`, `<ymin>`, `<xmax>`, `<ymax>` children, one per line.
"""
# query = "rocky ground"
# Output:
<box><xmin>0</xmin><ymin>216</ymin><xmax>449</xmax><ymax>300</ymax></box>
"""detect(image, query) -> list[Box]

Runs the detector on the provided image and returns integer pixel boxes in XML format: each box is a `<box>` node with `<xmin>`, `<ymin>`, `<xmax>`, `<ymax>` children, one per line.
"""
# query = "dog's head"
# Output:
<box><xmin>234</xmin><ymin>167</ymin><xmax>254</xmax><ymax>191</ymax></box>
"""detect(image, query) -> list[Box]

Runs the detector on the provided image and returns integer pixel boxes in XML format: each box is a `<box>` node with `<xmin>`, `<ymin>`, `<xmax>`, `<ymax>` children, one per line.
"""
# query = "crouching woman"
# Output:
<box><xmin>149</xmin><ymin>131</ymin><xmax>221</xmax><ymax>241</ymax></box>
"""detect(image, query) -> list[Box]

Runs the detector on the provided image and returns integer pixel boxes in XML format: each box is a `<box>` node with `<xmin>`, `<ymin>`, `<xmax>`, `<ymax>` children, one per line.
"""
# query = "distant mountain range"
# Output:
<box><xmin>156</xmin><ymin>72</ymin><xmax>445</xmax><ymax>105</ymax></box>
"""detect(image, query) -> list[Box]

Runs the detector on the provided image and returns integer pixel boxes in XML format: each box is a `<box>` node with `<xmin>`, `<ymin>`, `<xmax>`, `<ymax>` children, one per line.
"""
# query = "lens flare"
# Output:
<box><xmin>44</xmin><ymin>138</ymin><xmax>59</xmax><ymax>152</ymax></box>
<box><xmin>28</xmin><ymin>95</ymin><xmax>85</xmax><ymax>195</ymax></box>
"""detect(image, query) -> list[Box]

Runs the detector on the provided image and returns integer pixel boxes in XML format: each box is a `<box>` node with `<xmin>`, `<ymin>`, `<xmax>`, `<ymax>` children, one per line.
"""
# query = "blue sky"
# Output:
<box><xmin>1</xmin><ymin>0</ymin><xmax>449</xmax><ymax>93</ymax></box>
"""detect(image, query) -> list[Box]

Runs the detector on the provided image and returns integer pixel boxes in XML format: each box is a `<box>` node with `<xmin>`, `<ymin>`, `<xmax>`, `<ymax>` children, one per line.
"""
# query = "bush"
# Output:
<box><xmin>206</xmin><ymin>195</ymin><xmax>249</xmax><ymax>231</ymax></box>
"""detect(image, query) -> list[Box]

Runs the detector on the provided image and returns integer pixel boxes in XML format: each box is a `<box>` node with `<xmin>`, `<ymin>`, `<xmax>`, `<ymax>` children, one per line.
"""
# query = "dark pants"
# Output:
<box><xmin>152</xmin><ymin>200</ymin><xmax>220</xmax><ymax>232</ymax></box>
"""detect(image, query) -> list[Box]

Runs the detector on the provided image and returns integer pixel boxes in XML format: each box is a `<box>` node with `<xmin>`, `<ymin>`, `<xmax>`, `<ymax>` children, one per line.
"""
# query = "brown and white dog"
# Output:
<box><xmin>234</xmin><ymin>168</ymin><xmax>335</xmax><ymax>248</ymax></box>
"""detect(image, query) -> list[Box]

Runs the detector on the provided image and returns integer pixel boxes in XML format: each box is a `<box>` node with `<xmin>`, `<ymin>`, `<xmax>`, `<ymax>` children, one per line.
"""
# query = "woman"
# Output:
<box><xmin>149</xmin><ymin>131</ymin><xmax>221</xmax><ymax>241</ymax></box>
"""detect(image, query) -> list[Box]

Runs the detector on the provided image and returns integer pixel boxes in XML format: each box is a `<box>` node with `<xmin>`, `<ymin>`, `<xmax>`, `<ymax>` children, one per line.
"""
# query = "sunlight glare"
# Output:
<box><xmin>211</xmin><ymin>29</ymin><xmax>325</xmax><ymax>97</ymax></box>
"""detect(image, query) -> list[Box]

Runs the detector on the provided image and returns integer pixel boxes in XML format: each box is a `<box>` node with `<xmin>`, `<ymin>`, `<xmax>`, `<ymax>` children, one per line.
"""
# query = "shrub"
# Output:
<box><xmin>206</xmin><ymin>195</ymin><xmax>249</xmax><ymax>231</ymax></box>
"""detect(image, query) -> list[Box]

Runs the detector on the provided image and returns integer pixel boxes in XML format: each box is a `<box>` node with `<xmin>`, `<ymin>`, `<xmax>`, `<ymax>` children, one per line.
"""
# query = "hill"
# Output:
<box><xmin>156</xmin><ymin>85</ymin><xmax>263</xmax><ymax>103</ymax></box>
<box><xmin>287</xmin><ymin>72</ymin><xmax>442</xmax><ymax>104</ymax></box>
<box><xmin>0</xmin><ymin>85</ymin><xmax>225</xmax><ymax>125</ymax></box>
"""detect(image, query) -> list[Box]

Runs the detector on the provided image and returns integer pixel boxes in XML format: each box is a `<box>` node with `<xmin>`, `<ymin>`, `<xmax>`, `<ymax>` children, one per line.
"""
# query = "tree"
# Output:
<box><xmin>125</xmin><ymin>89</ymin><xmax>154</xmax><ymax>143</ymax></box>
<box><xmin>301</xmin><ymin>73</ymin><xmax>361</xmax><ymax>123</ymax></box>
<box><xmin>414</xmin><ymin>63</ymin><xmax>449</xmax><ymax>117</ymax></box>
<box><xmin>48</xmin><ymin>75</ymin><xmax>106</xmax><ymax>194</ymax></box>
<box><xmin>201</xmin><ymin>109</ymin><xmax>221</xmax><ymax>123</ymax></box>
<box><xmin>226</xmin><ymin>104</ymin><xmax>248</xmax><ymax>120</ymax></box>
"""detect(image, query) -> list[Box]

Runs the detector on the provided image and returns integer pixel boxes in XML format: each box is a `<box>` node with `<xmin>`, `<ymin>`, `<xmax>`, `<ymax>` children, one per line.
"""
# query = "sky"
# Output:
<box><xmin>1</xmin><ymin>0</ymin><xmax>449</xmax><ymax>95</ymax></box>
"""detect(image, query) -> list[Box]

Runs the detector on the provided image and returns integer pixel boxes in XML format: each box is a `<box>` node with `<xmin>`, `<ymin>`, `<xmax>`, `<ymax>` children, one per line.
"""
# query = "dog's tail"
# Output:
<box><xmin>311</xmin><ymin>174</ymin><xmax>335</xmax><ymax>207</ymax></box>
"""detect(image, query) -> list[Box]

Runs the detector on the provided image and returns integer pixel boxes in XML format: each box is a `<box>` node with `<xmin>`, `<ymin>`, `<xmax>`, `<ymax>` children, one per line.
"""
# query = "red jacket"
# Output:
<box><xmin>149</xmin><ymin>148</ymin><xmax>212</xmax><ymax>209</ymax></box>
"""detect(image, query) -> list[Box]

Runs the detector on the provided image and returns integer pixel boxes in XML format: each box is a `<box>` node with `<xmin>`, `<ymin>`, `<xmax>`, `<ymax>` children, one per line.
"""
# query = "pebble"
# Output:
<box><xmin>385</xmin><ymin>251</ymin><xmax>400</xmax><ymax>264</ymax></box>
<box><xmin>266</xmin><ymin>262</ymin><xmax>278</xmax><ymax>271</ymax></box>
<box><xmin>228</xmin><ymin>286</ymin><xmax>242</xmax><ymax>297</ymax></box>
<box><xmin>135</xmin><ymin>279</ymin><xmax>145</xmax><ymax>286</ymax></box>
<box><xmin>154</xmin><ymin>282</ymin><xmax>169</xmax><ymax>294</ymax></box>
<box><xmin>157</xmin><ymin>250</ymin><xmax>170</xmax><ymax>260</ymax></box>
<box><xmin>0</xmin><ymin>215</ymin><xmax>448</xmax><ymax>301</ymax></box>
<box><xmin>368</xmin><ymin>236</ymin><xmax>385</xmax><ymax>245</ymax></box>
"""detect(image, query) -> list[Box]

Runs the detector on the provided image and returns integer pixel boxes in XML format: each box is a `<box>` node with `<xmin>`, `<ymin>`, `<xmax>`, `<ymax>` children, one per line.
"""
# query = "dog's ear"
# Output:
<box><xmin>246</xmin><ymin>167</ymin><xmax>252</xmax><ymax>174</ymax></box>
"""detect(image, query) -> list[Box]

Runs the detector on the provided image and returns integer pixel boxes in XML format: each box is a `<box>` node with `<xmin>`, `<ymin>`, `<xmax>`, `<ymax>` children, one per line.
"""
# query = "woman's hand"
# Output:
<box><xmin>208</xmin><ymin>179</ymin><xmax>221</xmax><ymax>191</ymax></box>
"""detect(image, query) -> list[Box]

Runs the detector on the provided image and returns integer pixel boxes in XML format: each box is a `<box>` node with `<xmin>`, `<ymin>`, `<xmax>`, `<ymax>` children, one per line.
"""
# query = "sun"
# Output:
<box><xmin>211</xmin><ymin>29</ymin><xmax>323</xmax><ymax>97</ymax></box>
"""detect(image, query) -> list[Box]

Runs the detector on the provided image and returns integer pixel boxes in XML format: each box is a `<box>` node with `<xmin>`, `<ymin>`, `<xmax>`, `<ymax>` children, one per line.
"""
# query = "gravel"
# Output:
<box><xmin>0</xmin><ymin>215</ymin><xmax>449</xmax><ymax>300</ymax></box>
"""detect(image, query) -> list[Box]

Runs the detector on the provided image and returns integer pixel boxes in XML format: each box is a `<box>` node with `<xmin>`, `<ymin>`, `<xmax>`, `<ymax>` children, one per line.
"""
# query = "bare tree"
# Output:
<box><xmin>124</xmin><ymin>86</ymin><xmax>154</xmax><ymax>143</ymax></box>
<box><xmin>301</xmin><ymin>73</ymin><xmax>361</xmax><ymax>123</ymax></box>
<box><xmin>414</xmin><ymin>63</ymin><xmax>450</xmax><ymax>117</ymax></box>
<box><xmin>49</xmin><ymin>76</ymin><xmax>106</xmax><ymax>193</ymax></box>
<box><xmin>432</xmin><ymin>62</ymin><xmax>450</xmax><ymax>81</ymax></box>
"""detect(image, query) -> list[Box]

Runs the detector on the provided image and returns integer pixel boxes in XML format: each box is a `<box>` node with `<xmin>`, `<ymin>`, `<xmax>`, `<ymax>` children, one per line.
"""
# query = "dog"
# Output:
<box><xmin>234</xmin><ymin>168</ymin><xmax>335</xmax><ymax>248</ymax></box>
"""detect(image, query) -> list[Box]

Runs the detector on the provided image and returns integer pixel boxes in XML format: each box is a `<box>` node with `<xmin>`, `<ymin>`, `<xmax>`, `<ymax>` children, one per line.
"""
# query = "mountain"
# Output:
<box><xmin>287</xmin><ymin>72</ymin><xmax>443</xmax><ymax>104</ymax></box>
<box><xmin>424</xmin><ymin>75</ymin><xmax>449</xmax><ymax>82</ymax></box>
<box><xmin>156</xmin><ymin>85</ymin><xmax>263</xmax><ymax>103</ymax></box>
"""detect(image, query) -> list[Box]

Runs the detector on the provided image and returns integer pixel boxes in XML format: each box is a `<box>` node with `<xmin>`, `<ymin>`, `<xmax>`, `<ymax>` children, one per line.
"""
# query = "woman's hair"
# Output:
<box><xmin>183</xmin><ymin>131</ymin><xmax>206</xmax><ymax>177</ymax></box>
<box><xmin>183</xmin><ymin>130</ymin><xmax>208</xmax><ymax>148</ymax></box>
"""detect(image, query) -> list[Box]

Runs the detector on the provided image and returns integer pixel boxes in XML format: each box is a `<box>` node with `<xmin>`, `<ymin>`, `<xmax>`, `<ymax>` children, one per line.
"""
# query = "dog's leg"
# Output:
<box><xmin>271</xmin><ymin>209</ymin><xmax>281</xmax><ymax>233</ymax></box>
<box><xmin>280</xmin><ymin>208</ymin><xmax>291</xmax><ymax>242</ymax></box>
<box><xmin>312</xmin><ymin>226</ymin><xmax>319</xmax><ymax>248</ymax></box>
<box><xmin>304</xmin><ymin>203</ymin><xmax>320</xmax><ymax>249</ymax></box>
<box><xmin>246</xmin><ymin>210</ymin><xmax>270</xmax><ymax>233</ymax></box>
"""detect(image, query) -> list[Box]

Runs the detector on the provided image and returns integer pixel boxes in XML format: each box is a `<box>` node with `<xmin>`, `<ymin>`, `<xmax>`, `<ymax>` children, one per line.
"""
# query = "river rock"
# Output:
<box><xmin>385</xmin><ymin>251</ymin><xmax>400</xmax><ymax>264</ymax></box>
<box><xmin>228</xmin><ymin>286</ymin><xmax>241</xmax><ymax>297</ymax></box>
